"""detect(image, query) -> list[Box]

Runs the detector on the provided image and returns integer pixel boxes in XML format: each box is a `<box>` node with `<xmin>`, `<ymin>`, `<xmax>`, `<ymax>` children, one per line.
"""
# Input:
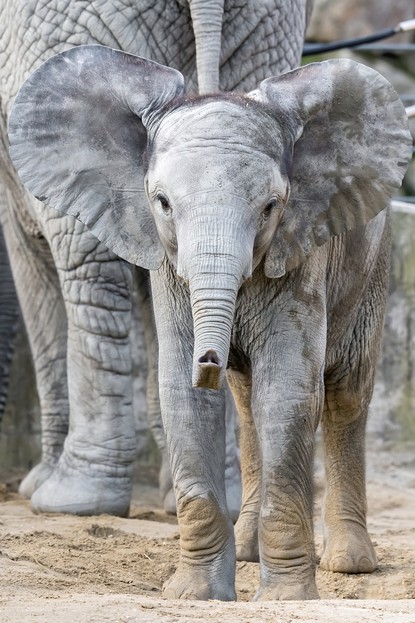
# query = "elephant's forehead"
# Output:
<box><xmin>155</xmin><ymin>99</ymin><xmax>281</xmax><ymax>158</ymax></box>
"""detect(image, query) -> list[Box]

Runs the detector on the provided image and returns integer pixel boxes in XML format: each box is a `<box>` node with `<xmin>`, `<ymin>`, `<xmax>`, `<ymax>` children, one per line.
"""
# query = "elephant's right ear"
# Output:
<box><xmin>8</xmin><ymin>45</ymin><xmax>185</xmax><ymax>269</ymax></box>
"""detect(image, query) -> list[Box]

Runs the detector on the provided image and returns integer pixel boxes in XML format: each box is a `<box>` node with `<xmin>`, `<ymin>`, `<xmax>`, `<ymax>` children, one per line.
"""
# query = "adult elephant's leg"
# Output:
<box><xmin>1</xmin><ymin>193</ymin><xmax>69</xmax><ymax>497</ymax></box>
<box><xmin>151</xmin><ymin>267</ymin><xmax>235</xmax><ymax>601</ymax></box>
<box><xmin>30</xmin><ymin>213</ymin><xmax>136</xmax><ymax>516</ymax></box>
<box><xmin>0</xmin><ymin>223</ymin><xmax>19</xmax><ymax>423</ymax></box>
<box><xmin>228</xmin><ymin>369</ymin><xmax>260</xmax><ymax>561</ymax></box>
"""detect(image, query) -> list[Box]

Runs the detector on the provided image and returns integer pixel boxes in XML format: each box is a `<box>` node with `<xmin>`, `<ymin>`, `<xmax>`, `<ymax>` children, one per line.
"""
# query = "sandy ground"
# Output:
<box><xmin>1</xmin><ymin>441</ymin><xmax>415</xmax><ymax>622</ymax></box>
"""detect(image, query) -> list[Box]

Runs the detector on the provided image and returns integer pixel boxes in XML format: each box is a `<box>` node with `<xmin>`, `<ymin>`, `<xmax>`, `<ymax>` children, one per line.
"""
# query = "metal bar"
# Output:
<box><xmin>341</xmin><ymin>43</ymin><xmax>415</xmax><ymax>53</ymax></box>
<box><xmin>304</xmin><ymin>43</ymin><xmax>415</xmax><ymax>55</ymax></box>
<box><xmin>303</xmin><ymin>30</ymin><xmax>396</xmax><ymax>56</ymax></box>
<box><xmin>406</xmin><ymin>105</ymin><xmax>415</xmax><ymax>119</ymax></box>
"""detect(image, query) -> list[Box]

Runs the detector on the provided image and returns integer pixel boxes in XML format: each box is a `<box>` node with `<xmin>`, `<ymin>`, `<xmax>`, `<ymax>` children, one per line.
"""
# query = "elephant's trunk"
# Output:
<box><xmin>190</xmin><ymin>268</ymin><xmax>240</xmax><ymax>389</ymax></box>
<box><xmin>178</xmin><ymin>198</ymin><xmax>253</xmax><ymax>390</ymax></box>
<box><xmin>188</xmin><ymin>0</ymin><xmax>224</xmax><ymax>94</ymax></box>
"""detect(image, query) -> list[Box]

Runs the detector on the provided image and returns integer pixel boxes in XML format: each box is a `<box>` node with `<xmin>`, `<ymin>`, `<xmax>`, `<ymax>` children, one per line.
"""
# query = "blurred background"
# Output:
<box><xmin>0</xmin><ymin>0</ymin><xmax>414</xmax><ymax>483</ymax></box>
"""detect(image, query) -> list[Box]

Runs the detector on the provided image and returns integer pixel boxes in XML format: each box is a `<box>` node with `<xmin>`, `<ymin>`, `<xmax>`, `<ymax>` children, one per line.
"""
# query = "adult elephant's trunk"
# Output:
<box><xmin>188</xmin><ymin>0</ymin><xmax>224</xmax><ymax>94</ymax></box>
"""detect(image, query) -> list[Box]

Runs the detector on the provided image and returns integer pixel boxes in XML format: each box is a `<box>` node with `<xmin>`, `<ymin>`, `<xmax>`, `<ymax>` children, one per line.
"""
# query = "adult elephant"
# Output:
<box><xmin>0</xmin><ymin>0</ymin><xmax>312</xmax><ymax>516</ymax></box>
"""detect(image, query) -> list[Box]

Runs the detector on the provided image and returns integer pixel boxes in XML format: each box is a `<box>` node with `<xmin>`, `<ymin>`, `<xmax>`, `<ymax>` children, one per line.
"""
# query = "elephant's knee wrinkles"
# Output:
<box><xmin>67</xmin><ymin>303</ymin><xmax>131</xmax><ymax>340</ymax></box>
<box><xmin>324</xmin><ymin>387</ymin><xmax>369</xmax><ymax>425</ymax></box>
<box><xmin>62</xmin><ymin>276</ymin><xmax>132</xmax><ymax>309</ymax></box>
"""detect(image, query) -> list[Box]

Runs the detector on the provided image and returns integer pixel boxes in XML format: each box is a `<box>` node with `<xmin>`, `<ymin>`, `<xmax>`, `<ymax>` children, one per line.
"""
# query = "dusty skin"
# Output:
<box><xmin>1</xmin><ymin>442</ymin><xmax>415</xmax><ymax>623</ymax></box>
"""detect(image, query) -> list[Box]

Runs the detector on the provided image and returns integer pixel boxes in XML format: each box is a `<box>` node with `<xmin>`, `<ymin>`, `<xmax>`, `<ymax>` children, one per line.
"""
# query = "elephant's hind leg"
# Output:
<box><xmin>228</xmin><ymin>369</ymin><xmax>260</xmax><ymax>562</ymax></box>
<box><xmin>224</xmin><ymin>388</ymin><xmax>242</xmax><ymax>524</ymax></box>
<box><xmin>321</xmin><ymin>212</ymin><xmax>391</xmax><ymax>574</ymax></box>
<box><xmin>320</xmin><ymin>384</ymin><xmax>377</xmax><ymax>574</ymax></box>
<box><xmin>320</xmin><ymin>388</ymin><xmax>377</xmax><ymax>573</ymax></box>
<box><xmin>321</xmin><ymin>274</ymin><xmax>389</xmax><ymax>573</ymax></box>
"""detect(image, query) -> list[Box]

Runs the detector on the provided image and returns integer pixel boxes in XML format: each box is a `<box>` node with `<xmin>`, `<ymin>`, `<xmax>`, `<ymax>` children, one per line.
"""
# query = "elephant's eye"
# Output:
<box><xmin>262</xmin><ymin>197</ymin><xmax>278</xmax><ymax>220</ymax></box>
<box><xmin>157</xmin><ymin>192</ymin><xmax>172</xmax><ymax>215</ymax></box>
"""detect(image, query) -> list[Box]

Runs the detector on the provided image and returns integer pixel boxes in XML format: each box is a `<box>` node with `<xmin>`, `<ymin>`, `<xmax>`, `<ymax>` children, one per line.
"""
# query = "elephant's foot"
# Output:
<box><xmin>235</xmin><ymin>510</ymin><xmax>259</xmax><ymax>562</ymax></box>
<box><xmin>225</xmin><ymin>458</ymin><xmax>242</xmax><ymax>524</ymax></box>
<box><xmin>320</xmin><ymin>521</ymin><xmax>377</xmax><ymax>573</ymax></box>
<box><xmin>254</xmin><ymin>576</ymin><xmax>319</xmax><ymax>601</ymax></box>
<box><xmin>162</xmin><ymin>557</ymin><xmax>236</xmax><ymax>601</ymax></box>
<box><xmin>19</xmin><ymin>459</ymin><xmax>57</xmax><ymax>498</ymax></box>
<box><xmin>30</xmin><ymin>455</ymin><xmax>132</xmax><ymax>516</ymax></box>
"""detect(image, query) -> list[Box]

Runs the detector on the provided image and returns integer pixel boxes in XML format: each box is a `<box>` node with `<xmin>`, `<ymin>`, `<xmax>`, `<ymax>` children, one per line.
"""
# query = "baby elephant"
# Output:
<box><xmin>9</xmin><ymin>46</ymin><xmax>412</xmax><ymax>600</ymax></box>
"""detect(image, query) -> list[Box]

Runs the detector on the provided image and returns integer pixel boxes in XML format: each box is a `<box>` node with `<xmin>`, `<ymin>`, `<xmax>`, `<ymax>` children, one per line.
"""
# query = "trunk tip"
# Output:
<box><xmin>193</xmin><ymin>350</ymin><xmax>223</xmax><ymax>390</ymax></box>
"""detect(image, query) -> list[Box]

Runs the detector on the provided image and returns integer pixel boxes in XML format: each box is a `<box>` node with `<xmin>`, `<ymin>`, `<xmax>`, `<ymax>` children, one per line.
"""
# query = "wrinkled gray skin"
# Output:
<box><xmin>0</xmin><ymin>1</ymin><xmax>311</xmax><ymax>516</ymax></box>
<box><xmin>9</xmin><ymin>47</ymin><xmax>412</xmax><ymax>600</ymax></box>
<box><xmin>0</xmin><ymin>225</ymin><xmax>19</xmax><ymax>423</ymax></box>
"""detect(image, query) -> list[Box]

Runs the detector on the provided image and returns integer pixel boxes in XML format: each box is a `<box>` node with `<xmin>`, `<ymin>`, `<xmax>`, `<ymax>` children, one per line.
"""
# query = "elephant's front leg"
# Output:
<box><xmin>1</xmin><ymin>192</ymin><xmax>69</xmax><ymax>498</ymax></box>
<box><xmin>151</xmin><ymin>270</ymin><xmax>236</xmax><ymax>601</ymax></box>
<box><xmin>31</xmin><ymin>216</ymin><xmax>136</xmax><ymax>516</ymax></box>
<box><xmin>252</xmin><ymin>318</ymin><xmax>325</xmax><ymax>600</ymax></box>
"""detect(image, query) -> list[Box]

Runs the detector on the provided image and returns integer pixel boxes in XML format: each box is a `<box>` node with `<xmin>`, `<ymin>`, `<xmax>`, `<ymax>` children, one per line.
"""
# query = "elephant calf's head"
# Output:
<box><xmin>145</xmin><ymin>96</ymin><xmax>291</xmax><ymax>278</ymax></box>
<box><xmin>8</xmin><ymin>45</ymin><xmax>412</xmax><ymax>389</ymax></box>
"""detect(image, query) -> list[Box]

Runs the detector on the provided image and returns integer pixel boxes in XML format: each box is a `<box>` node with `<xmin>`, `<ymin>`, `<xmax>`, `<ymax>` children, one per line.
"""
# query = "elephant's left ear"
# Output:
<box><xmin>248</xmin><ymin>59</ymin><xmax>413</xmax><ymax>278</ymax></box>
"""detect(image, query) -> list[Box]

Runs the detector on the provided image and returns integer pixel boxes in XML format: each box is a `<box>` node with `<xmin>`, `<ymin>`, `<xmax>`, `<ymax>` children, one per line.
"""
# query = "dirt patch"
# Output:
<box><xmin>0</xmin><ymin>442</ymin><xmax>414</xmax><ymax>621</ymax></box>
